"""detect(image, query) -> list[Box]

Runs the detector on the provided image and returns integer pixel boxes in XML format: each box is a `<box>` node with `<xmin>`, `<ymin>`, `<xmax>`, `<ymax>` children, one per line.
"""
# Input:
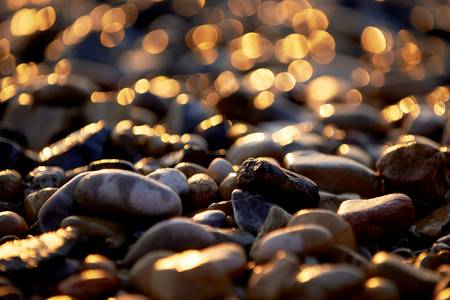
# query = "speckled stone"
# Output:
<box><xmin>338</xmin><ymin>193</ymin><xmax>414</xmax><ymax>242</ymax></box>
<box><xmin>75</xmin><ymin>169</ymin><xmax>182</xmax><ymax>220</ymax></box>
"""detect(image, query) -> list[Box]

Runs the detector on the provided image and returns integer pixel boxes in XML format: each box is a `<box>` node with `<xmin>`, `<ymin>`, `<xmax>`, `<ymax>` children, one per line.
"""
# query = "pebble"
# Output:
<box><xmin>246</xmin><ymin>252</ymin><xmax>299</xmax><ymax>300</ymax></box>
<box><xmin>325</xmin><ymin>245</ymin><xmax>371</xmax><ymax>272</ymax></box>
<box><xmin>124</xmin><ymin>218</ymin><xmax>216</xmax><ymax>265</ymax></box>
<box><xmin>231</xmin><ymin>189</ymin><xmax>274</xmax><ymax>234</ymax></box>
<box><xmin>175</xmin><ymin>162</ymin><xmax>208</xmax><ymax>178</ymax></box>
<box><xmin>75</xmin><ymin>169</ymin><xmax>182</xmax><ymax>220</ymax></box>
<box><xmin>226</xmin><ymin>133</ymin><xmax>283</xmax><ymax>165</ymax></box>
<box><xmin>338</xmin><ymin>193</ymin><xmax>415</xmax><ymax>242</ymax></box>
<box><xmin>147</xmin><ymin>168</ymin><xmax>189</xmax><ymax>195</ymax></box>
<box><xmin>184</xmin><ymin>173</ymin><xmax>219</xmax><ymax>213</ymax></box>
<box><xmin>24</xmin><ymin>187</ymin><xmax>57</xmax><ymax>221</ymax></box>
<box><xmin>288</xmin><ymin>209</ymin><xmax>356</xmax><ymax>249</ymax></box>
<box><xmin>356</xmin><ymin>277</ymin><xmax>400</xmax><ymax>300</ymax></box>
<box><xmin>192</xmin><ymin>210</ymin><xmax>228</xmax><ymax>228</ymax></box>
<box><xmin>219</xmin><ymin>172</ymin><xmax>237</xmax><ymax>200</ymax></box>
<box><xmin>26</xmin><ymin>166</ymin><xmax>64</xmax><ymax>191</ymax></box>
<box><xmin>0</xmin><ymin>170</ymin><xmax>23</xmax><ymax>202</ymax></box>
<box><xmin>318</xmin><ymin>191</ymin><xmax>359</xmax><ymax>212</ymax></box>
<box><xmin>284</xmin><ymin>150</ymin><xmax>380</xmax><ymax>197</ymax></box>
<box><xmin>134</xmin><ymin>157</ymin><xmax>160</xmax><ymax>175</ymax></box>
<box><xmin>335</xmin><ymin>143</ymin><xmax>373</xmax><ymax>167</ymax></box>
<box><xmin>414</xmin><ymin>204</ymin><xmax>450</xmax><ymax>238</ymax></box>
<box><xmin>145</xmin><ymin>250</ymin><xmax>232</xmax><ymax>300</ymax></box>
<box><xmin>199</xmin><ymin>243</ymin><xmax>247</xmax><ymax>277</ymax></box>
<box><xmin>58</xmin><ymin>269</ymin><xmax>120</xmax><ymax>299</ymax></box>
<box><xmin>235</xmin><ymin>158</ymin><xmax>319</xmax><ymax>212</ymax></box>
<box><xmin>207</xmin><ymin>158</ymin><xmax>233</xmax><ymax>184</ymax></box>
<box><xmin>288</xmin><ymin>264</ymin><xmax>365</xmax><ymax>300</ymax></box>
<box><xmin>370</xmin><ymin>252</ymin><xmax>440</xmax><ymax>298</ymax></box>
<box><xmin>255</xmin><ymin>205</ymin><xmax>292</xmax><ymax>240</ymax></box>
<box><xmin>208</xmin><ymin>200</ymin><xmax>233</xmax><ymax>216</ymax></box>
<box><xmin>88</xmin><ymin>159</ymin><xmax>136</xmax><ymax>172</ymax></box>
<box><xmin>38</xmin><ymin>172</ymin><xmax>89</xmax><ymax>232</ymax></box>
<box><xmin>0</xmin><ymin>137</ymin><xmax>38</xmax><ymax>176</ymax></box>
<box><xmin>0</xmin><ymin>211</ymin><xmax>28</xmax><ymax>238</ymax></box>
<box><xmin>376</xmin><ymin>139</ymin><xmax>449</xmax><ymax>212</ymax></box>
<box><xmin>251</xmin><ymin>224</ymin><xmax>333</xmax><ymax>263</ymax></box>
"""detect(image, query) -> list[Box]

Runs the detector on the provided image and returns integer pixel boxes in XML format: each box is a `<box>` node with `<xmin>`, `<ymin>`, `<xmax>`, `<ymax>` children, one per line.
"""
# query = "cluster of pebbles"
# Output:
<box><xmin>0</xmin><ymin>111</ymin><xmax>448</xmax><ymax>300</ymax></box>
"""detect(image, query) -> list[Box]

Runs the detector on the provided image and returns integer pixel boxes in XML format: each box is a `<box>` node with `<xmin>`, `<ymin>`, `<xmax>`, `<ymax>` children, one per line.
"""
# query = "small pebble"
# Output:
<box><xmin>184</xmin><ymin>173</ymin><xmax>219</xmax><ymax>213</ymax></box>
<box><xmin>0</xmin><ymin>170</ymin><xmax>22</xmax><ymax>202</ymax></box>
<box><xmin>147</xmin><ymin>168</ymin><xmax>189</xmax><ymax>195</ymax></box>
<box><xmin>0</xmin><ymin>211</ymin><xmax>28</xmax><ymax>238</ymax></box>
<box><xmin>192</xmin><ymin>210</ymin><xmax>228</xmax><ymax>228</ymax></box>
<box><xmin>207</xmin><ymin>158</ymin><xmax>233</xmax><ymax>184</ymax></box>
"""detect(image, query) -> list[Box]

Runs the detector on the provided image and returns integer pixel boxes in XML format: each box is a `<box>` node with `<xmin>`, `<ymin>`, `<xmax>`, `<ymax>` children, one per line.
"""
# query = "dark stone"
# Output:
<box><xmin>235</xmin><ymin>158</ymin><xmax>319</xmax><ymax>212</ymax></box>
<box><xmin>231</xmin><ymin>189</ymin><xmax>274</xmax><ymax>234</ymax></box>
<box><xmin>0</xmin><ymin>138</ymin><xmax>38</xmax><ymax>176</ymax></box>
<box><xmin>164</xmin><ymin>95</ymin><xmax>209</xmax><ymax>134</ymax></box>
<box><xmin>158</xmin><ymin>146</ymin><xmax>222</xmax><ymax>168</ymax></box>
<box><xmin>195</xmin><ymin>115</ymin><xmax>232</xmax><ymax>150</ymax></box>
<box><xmin>192</xmin><ymin>210</ymin><xmax>228</xmax><ymax>228</ymax></box>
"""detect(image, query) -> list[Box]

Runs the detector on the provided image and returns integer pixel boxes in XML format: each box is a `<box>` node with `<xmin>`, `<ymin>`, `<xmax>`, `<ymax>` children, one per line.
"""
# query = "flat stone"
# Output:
<box><xmin>231</xmin><ymin>189</ymin><xmax>274</xmax><ymax>234</ymax></box>
<box><xmin>289</xmin><ymin>264</ymin><xmax>365</xmax><ymax>300</ymax></box>
<box><xmin>147</xmin><ymin>168</ymin><xmax>188</xmax><ymax>195</ymax></box>
<box><xmin>251</xmin><ymin>224</ymin><xmax>333</xmax><ymax>263</ymax></box>
<box><xmin>235</xmin><ymin>158</ymin><xmax>319</xmax><ymax>212</ymax></box>
<box><xmin>124</xmin><ymin>218</ymin><xmax>216</xmax><ymax>265</ymax></box>
<box><xmin>289</xmin><ymin>209</ymin><xmax>356</xmax><ymax>249</ymax></box>
<box><xmin>370</xmin><ymin>252</ymin><xmax>440</xmax><ymax>298</ymax></box>
<box><xmin>284</xmin><ymin>150</ymin><xmax>379</xmax><ymax>197</ymax></box>
<box><xmin>376</xmin><ymin>139</ymin><xmax>450</xmax><ymax>213</ymax></box>
<box><xmin>414</xmin><ymin>204</ymin><xmax>450</xmax><ymax>238</ymax></box>
<box><xmin>338</xmin><ymin>193</ymin><xmax>415</xmax><ymax>242</ymax></box>
<box><xmin>226</xmin><ymin>133</ymin><xmax>283</xmax><ymax>165</ymax></box>
<box><xmin>75</xmin><ymin>169</ymin><xmax>182</xmax><ymax>221</ymax></box>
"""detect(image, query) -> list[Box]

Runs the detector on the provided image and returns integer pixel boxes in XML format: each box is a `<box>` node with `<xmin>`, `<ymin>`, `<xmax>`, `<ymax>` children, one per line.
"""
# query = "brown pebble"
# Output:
<box><xmin>185</xmin><ymin>174</ymin><xmax>219</xmax><ymax>213</ymax></box>
<box><xmin>58</xmin><ymin>269</ymin><xmax>120</xmax><ymax>299</ymax></box>
<box><xmin>0</xmin><ymin>211</ymin><xmax>28</xmax><ymax>238</ymax></box>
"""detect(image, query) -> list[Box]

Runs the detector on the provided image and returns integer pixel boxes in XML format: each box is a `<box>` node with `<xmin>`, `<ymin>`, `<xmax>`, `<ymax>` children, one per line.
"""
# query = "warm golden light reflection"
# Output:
<box><xmin>0</xmin><ymin>39</ymin><xmax>10</xmax><ymax>61</ymax></box>
<box><xmin>351</xmin><ymin>68</ymin><xmax>370</xmax><ymax>87</ymax></box>
<box><xmin>274</xmin><ymin>72</ymin><xmax>296</xmax><ymax>91</ymax></box>
<box><xmin>382</xmin><ymin>105</ymin><xmax>403</xmax><ymax>122</ymax></box>
<box><xmin>398</xmin><ymin>96</ymin><xmax>416</xmax><ymax>113</ymax></box>
<box><xmin>102</xmin><ymin>8</ymin><xmax>126</xmax><ymax>30</ymax></box>
<box><xmin>433</xmin><ymin>101</ymin><xmax>446</xmax><ymax>116</ymax></box>
<box><xmin>401</xmin><ymin>42</ymin><xmax>421</xmax><ymax>65</ymax></box>
<box><xmin>149</xmin><ymin>76</ymin><xmax>181</xmax><ymax>98</ymax></box>
<box><xmin>17</xmin><ymin>93</ymin><xmax>32</xmax><ymax>105</ymax></box>
<box><xmin>198</xmin><ymin>114</ymin><xmax>224</xmax><ymax>130</ymax></box>
<box><xmin>361</xmin><ymin>26</ymin><xmax>387</xmax><ymax>54</ymax></box>
<box><xmin>292</xmin><ymin>8</ymin><xmax>329</xmax><ymax>33</ymax></box>
<box><xmin>100</xmin><ymin>27</ymin><xmax>125</xmax><ymax>48</ymax></box>
<box><xmin>91</xmin><ymin>91</ymin><xmax>111</xmax><ymax>103</ymax></box>
<box><xmin>134</xmin><ymin>79</ymin><xmax>149</xmax><ymax>94</ymax></box>
<box><xmin>257</xmin><ymin>1</ymin><xmax>284</xmax><ymax>26</ymax></box>
<box><xmin>338</xmin><ymin>144</ymin><xmax>350</xmax><ymax>155</ymax></box>
<box><xmin>173</xmin><ymin>0</ymin><xmax>205</xmax><ymax>17</ymax></box>
<box><xmin>308</xmin><ymin>30</ymin><xmax>335</xmax><ymax>63</ymax></box>
<box><xmin>55</xmin><ymin>59</ymin><xmax>71</xmax><ymax>77</ymax></box>
<box><xmin>282</xmin><ymin>34</ymin><xmax>309</xmax><ymax>59</ymax></box>
<box><xmin>143</xmin><ymin>29</ymin><xmax>169</xmax><ymax>54</ymax></box>
<box><xmin>215</xmin><ymin>71</ymin><xmax>239</xmax><ymax>96</ymax></box>
<box><xmin>228</xmin><ymin>0</ymin><xmax>260</xmax><ymax>17</ymax></box>
<box><xmin>288</xmin><ymin>59</ymin><xmax>313</xmax><ymax>82</ymax></box>
<box><xmin>36</xmin><ymin>6</ymin><xmax>56</xmax><ymax>31</ymax></box>
<box><xmin>155</xmin><ymin>250</ymin><xmax>207</xmax><ymax>272</ymax></box>
<box><xmin>117</xmin><ymin>87</ymin><xmax>135</xmax><ymax>105</ymax></box>
<box><xmin>191</xmin><ymin>24</ymin><xmax>220</xmax><ymax>50</ymax></box>
<box><xmin>247</xmin><ymin>68</ymin><xmax>275</xmax><ymax>91</ymax></box>
<box><xmin>345</xmin><ymin>89</ymin><xmax>363</xmax><ymax>104</ymax></box>
<box><xmin>307</xmin><ymin>76</ymin><xmax>339</xmax><ymax>103</ymax></box>
<box><xmin>253</xmin><ymin>91</ymin><xmax>275</xmax><ymax>110</ymax></box>
<box><xmin>369</xmin><ymin>70</ymin><xmax>385</xmax><ymax>87</ymax></box>
<box><xmin>241</xmin><ymin>32</ymin><xmax>263</xmax><ymax>59</ymax></box>
<box><xmin>318</xmin><ymin>103</ymin><xmax>335</xmax><ymax>118</ymax></box>
<box><xmin>11</xmin><ymin>8</ymin><xmax>37</xmax><ymax>36</ymax></box>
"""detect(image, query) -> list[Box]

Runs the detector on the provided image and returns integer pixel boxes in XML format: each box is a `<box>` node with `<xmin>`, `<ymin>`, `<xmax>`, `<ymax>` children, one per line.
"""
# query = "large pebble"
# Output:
<box><xmin>338</xmin><ymin>193</ymin><xmax>414</xmax><ymax>242</ymax></box>
<box><xmin>231</xmin><ymin>189</ymin><xmax>274</xmax><ymax>234</ymax></box>
<box><xmin>376</xmin><ymin>139</ymin><xmax>450</xmax><ymax>212</ymax></box>
<box><xmin>284</xmin><ymin>150</ymin><xmax>379</xmax><ymax>197</ymax></box>
<box><xmin>124</xmin><ymin>218</ymin><xmax>216</xmax><ymax>265</ymax></box>
<box><xmin>289</xmin><ymin>209</ymin><xmax>356</xmax><ymax>249</ymax></box>
<box><xmin>0</xmin><ymin>211</ymin><xmax>28</xmax><ymax>238</ymax></box>
<box><xmin>251</xmin><ymin>224</ymin><xmax>333</xmax><ymax>263</ymax></box>
<box><xmin>38</xmin><ymin>172</ymin><xmax>89</xmax><ymax>232</ymax></box>
<box><xmin>370</xmin><ymin>252</ymin><xmax>440</xmax><ymax>298</ymax></box>
<box><xmin>288</xmin><ymin>264</ymin><xmax>365</xmax><ymax>300</ymax></box>
<box><xmin>235</xmin><ymin>158</ymin><xmax>319</xmax><ymax>212</ymax></box>
<box><xmin>226</xmin><ymin>133</ymin><xmax>283</xmax><ymax>165</ymax></box>
<box><xmin>147</xmin><ymin>168</ymin><xmax>188</xmax><ymax>195</ymax></box>
<box><xmin>75</xmin><ymin>169</ymin><xmax>182</xmax><ymax>220</ymax></box>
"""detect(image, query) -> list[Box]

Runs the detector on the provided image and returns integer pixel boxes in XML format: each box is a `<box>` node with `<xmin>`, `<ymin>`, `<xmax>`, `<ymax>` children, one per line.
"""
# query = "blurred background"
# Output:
<box><xmin>0</xmin><ymin>0</ymin><xmax>448</xmax><ymax>155</ymax></box>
